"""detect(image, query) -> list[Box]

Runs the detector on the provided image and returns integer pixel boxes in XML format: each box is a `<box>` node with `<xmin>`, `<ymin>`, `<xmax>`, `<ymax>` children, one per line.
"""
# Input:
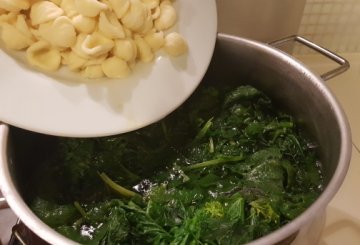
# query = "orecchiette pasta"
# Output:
<box><xmin>0</xmin><ymin>0</ymin><xmax>30</xmax><ymax>12</ymax></box>
<box><xmin>121</xmin><ymin>0</ymin><xmax>147</xmax><ymax>32</ymax></box>
<box><xmin>102</xmin><ymin>56</ymin><xmax>130</xmax><ymax>78</ymax></box>
<box><xmin>84</xmin><ymin>53</ymin><xmax>107</xmax><ymax>66</ymax></box>
<box><xmin>71</xmin><ymin>14</ymin><xmax>96</xmax><ymax>34</ymax></box>
<box><xmin>144</xmin><ymin>31</ymin><xmax>164</xmax><ymax>52</ymax></box>
<box><xmin>30</xmin><ymin>1</ymin><xmax>64</xmax><ymax>26</ymax></box>
<box><xmin>37</xmin><ymin>16</ymin><xmax>76</xmax><ymax>48</ymax></box>
<box><xmin>154</xmin><ymin>1</ymin><xmax>176</xmax><ymax>31</ymax></box>
<box><xmin>26</xmin><ymin>40</ymin><xmax>61</xmax><ymax>71</ymax></box>
<box><xmin>49</xmin><ymin>0</ymin><xmax>61</xmax><ymax>6</ymax></box>
<box><xmin>72</xmin><ymin>33</ymin><xmax>89</xmax><ymax>58</ymax></box>
<box><xmin>134</xmin><ymin>35</ymin><xmax>153</xmax><ymax>63</ymax></box>
<box><xmin>60</xmin><ymin>0</ymin><xmax>78</xmax><ymax>18</ymax></box>
<box><xmin>81</xmin><ymin>64</ymin><xmax>104</xmax><ymax>79</ymax></box>
<box><xmin>0</xmin><ymin>0</ymin><xmax>188</xmax><ymax>79</ymax></box>
<box><xmin>150</xmin><ymin>6</ymin><xmax>160</xmax><ymax>19</ymax></box>
<box><xmin>99</xmin><ymin>11</ymin><xmax>125</xmax><ymax>39</ymax></box>
<box><xmin>108</xmin><ymin>0</ymin><xmax>129</xmax><ymax>19</ymax></box>
<box><xmin>1</xmin><ymin>22</ymin><xmax>33</xmax><ymax>49</ymax></box>
<box><xmin>142</xmin><ymin>0</ymin><xmax>160</xmax><ymax>10</ymax></box>
<box><xmin>164</xmin><ymin>32</ymin><xmax>188</xmax><ymax>57</ymax></box>
<box><xmin>81</xmin><ymin>32</ymin><xmax>114</xmax><ymax>57</ymax></box>
<box><xmin>138</xmin><ymin>8</ymin><xmax>153</xmax><ymax>34</ymax></box>
<box><xmin>14</xmin><ymin>14</ymin><xmax>33</xmax><ymax>40</ymax></box>
<box><xmin>65</xmin><ymin>51</ymin><xmax>88</xmax><ymax>71</ymax></box>
<box><xmin>1</xmin><ymin>14</ymin><xmax>34</xmax><ymax>50</ymax></box>
<box><xmin>74</xmin><ymin>0</ymin><xmax>107</xmax><ymax>18</ymax></box>
<box><xmin>113</xmin><ymin>39</ymin><xmax>137</xmax><ymax>62</ymax></box>
<box><xmin>0</xmin><ymin>12</ymin><xmax>17</xmax><ymax>24</ymax></box>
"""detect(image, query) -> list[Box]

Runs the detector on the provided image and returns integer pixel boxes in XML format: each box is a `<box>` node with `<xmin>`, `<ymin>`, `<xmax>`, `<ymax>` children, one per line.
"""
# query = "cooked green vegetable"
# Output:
<box><xmin>30</xmin><ymin>85</ymin><xmax>323</xmax><ymax>244</ymax></box>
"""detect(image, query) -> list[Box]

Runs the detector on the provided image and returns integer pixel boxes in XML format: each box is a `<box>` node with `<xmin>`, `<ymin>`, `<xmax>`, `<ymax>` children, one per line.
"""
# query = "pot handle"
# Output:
<box><xmin>0</xmin><ymin>196</ymin><xmax>9</xmax><ymax>209</ymax></box>
<box><xmin>9</xmin><ymin>220</ymin><xmax>27</xmax><ymax>245</ymax></box>
<box><xmin>269</xmin><ymin>35</ymin><xmax>350</xmax><ymax>81</ymax></box>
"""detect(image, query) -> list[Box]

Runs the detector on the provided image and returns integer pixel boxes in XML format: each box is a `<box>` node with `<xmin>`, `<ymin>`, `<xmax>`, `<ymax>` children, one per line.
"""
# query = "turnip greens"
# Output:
<box><xmin>30</xmin><ymin>85</ymin><xmax>323</xmax><ymax>244</ymax></box>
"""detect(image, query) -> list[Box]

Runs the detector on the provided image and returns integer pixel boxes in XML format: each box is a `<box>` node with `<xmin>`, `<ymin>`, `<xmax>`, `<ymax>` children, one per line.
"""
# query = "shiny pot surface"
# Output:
<box><xmin>0</xmin><ymin>34</ymin><xmax>352</xmax><ymax>245</ymax></box>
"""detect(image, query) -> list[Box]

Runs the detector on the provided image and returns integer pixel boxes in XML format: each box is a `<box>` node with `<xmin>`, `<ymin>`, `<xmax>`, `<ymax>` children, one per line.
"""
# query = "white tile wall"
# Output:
<box><xmin>216</xmin><ymin>0</ymin><xmax>307</xmax><ymax>42</ymax></box>
<box><xmin>296</xmin><ymin>0</ymin><xmax>360</xmax><ymax>54</ymax></box>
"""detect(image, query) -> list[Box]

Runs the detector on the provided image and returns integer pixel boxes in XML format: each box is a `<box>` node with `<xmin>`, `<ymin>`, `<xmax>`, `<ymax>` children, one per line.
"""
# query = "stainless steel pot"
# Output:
<box><xmin>0</xmin><ymin>34</ymin><xmax>352</xmax><ymax>245</ymax></box>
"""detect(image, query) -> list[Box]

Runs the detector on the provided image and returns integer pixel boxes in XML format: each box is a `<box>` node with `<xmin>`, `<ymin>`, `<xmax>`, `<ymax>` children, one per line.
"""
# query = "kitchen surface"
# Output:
<box><xmin>1</xmin><ymin>0</ymin><xmax>360</xmax><ymax>244</ymax></box>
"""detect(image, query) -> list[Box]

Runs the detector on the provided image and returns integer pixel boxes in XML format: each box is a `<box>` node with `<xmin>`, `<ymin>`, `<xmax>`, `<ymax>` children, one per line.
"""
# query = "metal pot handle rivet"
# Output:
<box><xmin>269</xmin><ymin>35</ymin><xmax>350</xmax><ymax>81</ymax></box>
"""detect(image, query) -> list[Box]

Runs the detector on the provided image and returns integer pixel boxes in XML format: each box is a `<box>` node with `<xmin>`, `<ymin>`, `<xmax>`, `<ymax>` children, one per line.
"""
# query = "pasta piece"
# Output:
<box><xmin>99</xmin><ymin>0</ymin><xmax>111</xmax><ymax>6</ymax></box>
<box><xmin>144</xmin><ymin>31</ymin><xmax>164</xmax><ymax>52</ymax></box>
<box><xmin>98</xmin><ymin>11</ymin><xmax>125</xmax><ymax>39</ymax></box>
<box><xmin>0</xmin><ymin>0</ymin><xmax>30</xmax><ymax>12</ymax></box>
<box><xmin>26</xmin><ymin>40</ymin><xmax>61</xmax><ymax>71</ymax></box>
<box><xmin>60</xmin><ymin>0</ymin><xmax>78</xmax><ymax>18</ymax></box>
<box><xmin>142</xmin><ymin>0</ymin><xmax>159</xmax><ymax>10</ymax></box>
<box><xmin>113</xmin><ymin>39</ymin><xmax>137</xmax><ymax>62</ymax></box>
<box><xmin>37</xmin><ymin>16</ymin><xmax>76</xmax><ymax>48</ymax></box>
<box><xmin>151</xmin><ymin>6</ymin><xmax>160</xmax><ymax>19</ymax></box>
<box><xmin>134</xmin><ymin>35</ymin><xmax>153</xmax><ymax>63</ymax></box>
<box><xmin>30</xmin><ymin>1</ymin><xmax>64</xmax><ymax>26</ymax></box>
<box><xmin>81</xmin><ymin>32</ymin><xmax>114</xmax><ymax>57</ymax></box>
<box><xmin>0</xmin><ymin>12</ymin><xmax>17</xmax><ymax>24</ymax></box>
<box><xmin>164</xmin><ymin>32</ymin><xmax>187</xmax><ymax>57</ymax></box>
<box><xmin>83</xmin><ymin>53</ymin><xmax>107</xmax><ymax>66</ymax></box>
<box><xmin>14</xmin><ymin>14</ymin><xmax>33</xmax><ymax>40</ymax></box>
<box><xmin>74</xmin><ymin>0</ymin><xmax>107</xmax><ymax>17</ymax></box>
<box><xmin>49</xmin><ymin>0</ymin><xmax>61</xmax><ymax>6</ymax></box>
<box><xmin>154</xmin><ymin>0</ymin><xmax>176</xmax><ymax>31</ymax></box>
<box><xmin>108</xmin><ymin>0</ymin><xmax>129</xmax><ymax>19</ymax></box>
<box><xmin>121</xmin><ymin>0</ymin><xmax>147</xmax><ymax>32</ymax></box>
<box><xmin>66</xmin><ymin>51</ymin><xmax>87</xmax><ymax>71</ymax></box>
<box><xmin>81</xmin><ymin>65</ymin><xmax>104</xmax><ymax>79</ymax></box>
<box><xmin>60</xmin><ymin>50</ymin><xmax>70</xmax><ymax>65</ymax></box>
<box><xmin>138</xmin><ymin>7</ymin><xmax>153</xmax><ymax>34</ymax></box>
<box><xmin>72</xmin><ymin>33</ymin><xmax>90</xmax><ymax>58</ymax></box>
<box><xmin>123</xmin><ymin>27</ymin><xmax>133</xmax><ymax>38</ymax></box>
<box><xmin>71</xmin><ymin>14</ymin><xmax>96</xmax><ymax>34</ymax></box>
<box><xmin>102</xmin><ymin>56</ymin><xmax>130</xmax><ymax>78</ymax></box>
<box><xmin>1</xmin><ymin>14</ymin><xmax>33</xmax><ymax>50</ymax></box>
<box><xmin>1</xmin><ymin>22</ymin><xmax>33</xmax><ymax>49</ymax></box>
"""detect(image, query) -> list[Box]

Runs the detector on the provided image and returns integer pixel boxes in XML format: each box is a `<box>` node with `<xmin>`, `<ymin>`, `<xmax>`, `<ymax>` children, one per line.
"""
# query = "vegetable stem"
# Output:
<box><xmin>161</xmin><ymin>121</ymin><xmax>170</xmax><ymax>142</ymax></box>
<box><xmin>73</xmin><ymin>201</ymin><xmax>87</xmax><ymax>218</ymax></box>
<box><xmin>194</xmin><ymin>117</ymin><xmax>213</xmax><ymax>142</ymax></box>
<box><xmin>209</xmin><ymin>137</ymin><xmax>214</xmax><ymax>153</ymax></box>
<box><xmin>98</xmin><ymin>172</ymin><xmax>139</xmax><ymax>198</ymax></box>
<box><xmin>119</xmin><ymin>164</ymin><xmax>140</xmax><ymax>182</ymax></box>
<box><xmin>183</xmin><ymin>155</ymin><xmax>244</xmax><ymax>171</ymax></box>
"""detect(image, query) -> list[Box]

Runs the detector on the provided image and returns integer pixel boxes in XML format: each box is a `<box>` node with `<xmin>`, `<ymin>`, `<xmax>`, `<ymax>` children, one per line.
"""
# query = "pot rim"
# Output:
<box><xmin>0</xmin><ymin>34</ymin><xmax>353</xmax><ymax>245</ymax></box>
<box><xmin>0</xmin><ymin>124</ymin><xmax>78</xmax><ymax>245</ymax></box>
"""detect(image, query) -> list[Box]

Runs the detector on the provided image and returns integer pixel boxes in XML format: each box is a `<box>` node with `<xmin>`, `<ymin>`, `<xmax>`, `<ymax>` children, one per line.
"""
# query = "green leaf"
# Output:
<box><xmin>225</xmin><ymin>194</ymin><xmax>245</xmax><ymax>224</ymax></box>
<box><xmin>31</xmin><ymin>198</ymin><xmax>80</xmax><ymax>227</ymax></box>
<box><xmin>223</xmin><ymin>86</ymin><xmax>262</xmax><ymax>107</ymax></box>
